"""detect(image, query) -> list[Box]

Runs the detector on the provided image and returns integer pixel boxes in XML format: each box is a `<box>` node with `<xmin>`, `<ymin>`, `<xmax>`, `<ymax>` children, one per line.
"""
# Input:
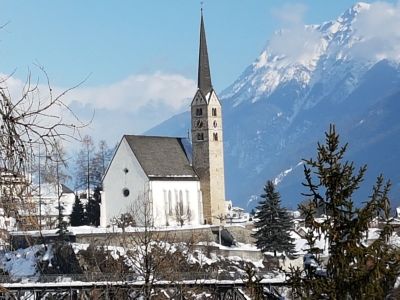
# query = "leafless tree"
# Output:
<box><xmin>0</xmin><ymin>67</ymin><xmax>87</xmax><ymax>230</ymax></box>
<box><xmin>115</xmin><ymin>192</ymin><xmax>206</xmax><ymax>299</ymax></box>
<box><xmin>75</xmin><ymin>136</ymin><xmax>113</xmax><ymax>195</ymax></box>
<box><xmin>41</xmin><ymin>139</ymin><xmax>70</xmax><ymax>187</ymax></box>
<box><xmin>91</xmin><ymin>140</ymin><xmax>113</xmax><ymax>187</ymax></box>
<box><xmin>30</xmin><ymin>140</ymin><xmax>71</xmax><ymax>232</ymax></box>
<box><xmin>74</xmin><ymin>135</ymin><xmax>95</xmax><ymax>195</ymax></box>
<box><xmin>213</xmin><ymin>213</ymin><xmax>226</xmax><ymax>245</ymax></box>
<box><xmin>241</xmin><ymin>262</ymin><xmax>264</xmax><ymax>300</ymax></box>
<box><xmin>121</xmin><ymin>194</ymin><xmax>170</xmax><ymax>298</ymax></box>
<box><xmin>174</xmin><ymin>199</ymin><xmax>192</xmax><ymax>227</ymax></box>
<box><xmin>112</xmin><ymin>212</ymin><xmax>135</xmax><ymax>233</ymax></box>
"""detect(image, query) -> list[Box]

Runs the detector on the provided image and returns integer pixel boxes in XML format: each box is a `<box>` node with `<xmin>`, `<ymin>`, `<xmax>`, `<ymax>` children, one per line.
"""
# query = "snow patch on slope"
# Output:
<box><xmin>273</xmin><ymin>161</ymin><xmax>304</xmax><ymax>186</ymax></box>
<box><xmin>222</xmin><ymin>1</ymin><xmax>400</xmax><ymax>110</ymax></box>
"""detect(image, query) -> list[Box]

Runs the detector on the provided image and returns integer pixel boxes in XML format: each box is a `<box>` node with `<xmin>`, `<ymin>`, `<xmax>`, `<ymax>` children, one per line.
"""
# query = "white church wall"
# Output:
<box><xmin>149</xmin><ymin>180</ymin><xmax>203</xmax><ymax>227</ymax></box>
<box><xmin>101</xmin><ymin>138</ymin><xmax>148</xmax><ymax>227</ymax></box>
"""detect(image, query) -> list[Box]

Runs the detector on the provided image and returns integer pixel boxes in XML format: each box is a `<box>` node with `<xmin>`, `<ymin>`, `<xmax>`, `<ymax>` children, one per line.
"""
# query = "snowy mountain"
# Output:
<box><xmin>148</xmin><ymin>3</ymin><xmax>400</xmax><ymax>209</ymax></box>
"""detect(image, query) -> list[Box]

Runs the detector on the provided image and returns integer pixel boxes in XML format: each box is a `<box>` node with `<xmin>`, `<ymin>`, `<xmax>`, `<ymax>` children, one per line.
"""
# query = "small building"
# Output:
<box><xmin>225</xmin><ymin>200</ymin><xmax>250</xmax><ymax>224</ymax></box>
<box><xmin>101</xmin><ymin>136</ymin><xmax>203</xmax><ymax>227</ymax></box>
<box><xmin>18</xmin><ymin>183</ymin><xmax>75</xmax><ymax>230</ymax></box>
<box><xmin>0</xmin><ymin>169</ymin><xmax>31</xmax><ymax>219</ymax></box>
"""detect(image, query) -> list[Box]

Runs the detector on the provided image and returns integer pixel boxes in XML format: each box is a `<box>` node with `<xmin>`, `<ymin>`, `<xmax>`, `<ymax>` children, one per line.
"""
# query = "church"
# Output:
<box><xmin>100</xmin><ymin>12</ymin><xmax>226</xmax><ymax>227</ymax></box>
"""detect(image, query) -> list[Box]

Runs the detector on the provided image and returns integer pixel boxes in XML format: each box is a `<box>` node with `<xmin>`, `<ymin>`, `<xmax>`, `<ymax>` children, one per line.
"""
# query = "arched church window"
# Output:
<box><xmin>175</xmin><ymin>190</ymin><xmax>179</xmax><ymax>205</ymax></box>
<box><xmin>213</xmin><ymin>120</ymin><xmax>217</xmax><ymax>128</ymax></box>
<box><xmin>179</xmin><ymin>190</ymin><xmax>183</xmax><ymax>203</ymax></box>
<box><xmin>168</xmin><ymin>190</ymin><xmax>172</xmax><ymax>215</ymax></box>
<box><xmin>213</xmin><ymin>133</ymin><xmax>218</xmax><ymax>141</ymax></box>
<box><xmin>196</xmin><ymin>108</ymin><xmax>203</xmax><ymax>116</ymax></box>
<box><xmin>195</xmin><ymin>119</ymin><xmax>203</xmax><ymax>128</ymax></box>
<box><xmin>186</xmin><ymin>190</ymin><xmax>190</xmax><ymax>212</ymax></box>
<box><xmin>212</xmin><ymin>108</ymin><xmax>217</xmax><ymax>116</ymax></box>
<box><xmin>186</xmin><ymin>190</ymin><xmax>190</xmax><ymax>204</ymax></box>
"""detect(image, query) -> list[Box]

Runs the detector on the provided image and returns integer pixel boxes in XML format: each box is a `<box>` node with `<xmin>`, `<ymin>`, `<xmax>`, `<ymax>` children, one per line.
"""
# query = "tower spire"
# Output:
<box><xmin>198</xmin><ymin>10</ymin><xmax>213</xmax><ymax>95</ymax></box>
<box><xmin>191</xmin><ymin>7</ymin><xmax>226</xmax><ymax>225</ymax></box>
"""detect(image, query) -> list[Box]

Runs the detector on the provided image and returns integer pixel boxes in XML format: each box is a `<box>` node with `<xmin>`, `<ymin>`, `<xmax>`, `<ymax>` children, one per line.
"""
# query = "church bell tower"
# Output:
<box><xmin>191</xmin><ymin>11</ymin><xmax>226</xmax><ymax>224</ymax></box>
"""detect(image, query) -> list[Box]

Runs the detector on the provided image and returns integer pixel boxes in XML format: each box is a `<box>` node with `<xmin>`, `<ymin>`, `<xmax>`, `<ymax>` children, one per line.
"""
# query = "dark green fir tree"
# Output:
<box><xmin>288</xmin><ymin>125</ymin><xmax>400</xmax><ymax>299</ymax></box>
<box><xmin>85</xmin><ymin>186</ymin><xmax>101</xmax><ymax>226</ymax></box>
<box><xmin>56</xmin><ymin>203</ymin><xmax>69</xmax><ymax>241</ymax></box>
<box><xmin>70</xmin><ymin>195</ymin><xmax>85</xmax><ymax>226</ymax></box>
<box><xmin>252</xmin><ymin>180</ymin><xmax>295</xmax><ymax>257</ymax></box>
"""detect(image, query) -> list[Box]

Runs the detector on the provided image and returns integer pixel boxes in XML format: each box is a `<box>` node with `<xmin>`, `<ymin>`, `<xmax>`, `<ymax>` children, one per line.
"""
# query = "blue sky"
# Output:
<box><xmin>0</xmin><ymin>0</ymin><xmax>397</xmax><ymax>143</ymax></box>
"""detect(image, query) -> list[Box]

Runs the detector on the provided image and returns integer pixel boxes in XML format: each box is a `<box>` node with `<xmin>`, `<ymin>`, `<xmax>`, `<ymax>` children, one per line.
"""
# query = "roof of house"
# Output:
<box><xmin>61</xmin><ymin>184</ymin><xmax>74</xmax><ymax>194</ymax></box>
<box><xmin>124</xmin><ymin>135</ymin><xmax>198</xmax><ymax>180</ymax></box>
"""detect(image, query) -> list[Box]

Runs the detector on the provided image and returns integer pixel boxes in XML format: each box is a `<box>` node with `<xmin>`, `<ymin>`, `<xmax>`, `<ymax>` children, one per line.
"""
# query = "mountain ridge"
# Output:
<box><xmin>148</xmin><ymin>2</ymin><xmax>400</xmax><ymax>209</ymax></box>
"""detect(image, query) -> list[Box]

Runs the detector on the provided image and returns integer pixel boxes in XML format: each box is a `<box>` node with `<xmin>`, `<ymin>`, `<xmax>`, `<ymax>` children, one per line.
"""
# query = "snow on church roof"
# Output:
<box><xmin>124</xmin><ymin>135</ymin><xmax>198</xmax><ymax>180</ymax></box>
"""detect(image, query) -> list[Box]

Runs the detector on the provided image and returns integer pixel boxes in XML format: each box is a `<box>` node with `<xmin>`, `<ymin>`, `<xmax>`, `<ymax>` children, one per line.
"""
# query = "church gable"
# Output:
<box><xmin>100</xmin><ymin>137</ymin><xmax>149</xmax><ymax>227</ymax></box>
<box><xmin>207</xmin><ymin>90</ymin><xmax>221</xmax><ymax>117</ymax></box>
<box><xmin>208</xmin><ymin>90</ymin><xmax>221</xmax><ymax>105</ymax></box>
<box><xmin>102</xmin><ymin>136</ymin><xmax>146</xmax><ymax>183</ymax></box>
<box><xmin>190</xmin><ymin>90</ymin><xmax>207</xmax><ymax>106</ymax></box>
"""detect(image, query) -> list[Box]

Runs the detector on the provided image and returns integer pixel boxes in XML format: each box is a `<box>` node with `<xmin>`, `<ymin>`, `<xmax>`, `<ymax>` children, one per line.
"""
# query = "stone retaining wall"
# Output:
<box><xmin>193</xmin><ymin>244</ymin><xmax>263</xmax><ymax>261</ymax></box>
<box><xmin>226</xmin><ymin>224</ymin><xmax>255</xmax><ymax>244</ymax></box>
<box><xmin>10</xmin><ymin>225</ymin><xmax>256</xmax><ymax>252</ymax></box>
<box><xmin>75</xmin><ymin>227</ymin><xmax>216</xmax><ymax>247</ymax></box>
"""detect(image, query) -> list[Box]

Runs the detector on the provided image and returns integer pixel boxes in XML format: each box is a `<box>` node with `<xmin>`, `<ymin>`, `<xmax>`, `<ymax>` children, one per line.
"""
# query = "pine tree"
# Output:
<box><xmin>288</xmin><ymin>125</ymin><xmax>400</xmax><ymax>299</ymax></box>
<box><xmin>70</xmin><ymin>195</ymin><xmax>85</xmax><ymax>226</ymax></box>
<box><xmin>86</xmin><ymin>186</ymin><xmax>101</xmax><ymax>226</ymax></box>
<box><xmin>56</xmin><ymin>210</ymin><xmax>69</xmax><ymax>241</ymax></box>
<box><xmin>252</xmin><ymin>180</ymin><xmax>295</xmax><ymax>257</ymax></box>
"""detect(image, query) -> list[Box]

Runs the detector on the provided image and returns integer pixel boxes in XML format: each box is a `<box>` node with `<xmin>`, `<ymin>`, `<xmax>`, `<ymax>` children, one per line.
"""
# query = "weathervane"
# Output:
<box><xmin>200</xmin><ymin>1</ymin><xmax>204</xmax><ymax>13</ymax></box>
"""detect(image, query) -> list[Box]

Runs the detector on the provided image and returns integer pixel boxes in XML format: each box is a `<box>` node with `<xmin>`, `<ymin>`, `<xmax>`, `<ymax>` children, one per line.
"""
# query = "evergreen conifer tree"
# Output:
<box><xmin>56</xmin><ymin>202</ymin><xmax>69</xmax><ymax>240</ymax></box>
<box><xmin>288</xmin><ymin>125</ymin><xmax>400</xmax><ymax>299</ymax></box>
<box><xmin>252</xmin><ymin>180</ymin><xmax>295</xmax><ymax>257</ymax></box>
<box><xmin>85</xmin><ymin>186</ymin><xmax>101</xmax><ymax>226</ymax></box>
<box><xmin>70</xmin><ymin>195</ymin><xmax>85</xmax><ymax>226</ymax></box>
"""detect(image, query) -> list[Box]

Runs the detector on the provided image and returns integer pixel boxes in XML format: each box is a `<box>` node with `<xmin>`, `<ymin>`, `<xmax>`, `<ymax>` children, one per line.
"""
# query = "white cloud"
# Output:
<box><xmin>268</xmin><ymin>3</ymin><xmax>324</xmax><ymax>66</ymax></box>
<box><xmin>67</xmin><ymin>72</ymin><xmax>196</xmax><ymax>112</ymax></box>
<box><xmin>267</xmin><ymin>1</ymin><xmax>400</xmax><ymax>65</ymax></box>
<box><xmin>268</xmin><ymin>27</ymin><xmax>323</xmax><ymax>65</ymax></box>
<box><xmin>271</xmin><ymin>3</ymin><xmax>308</xmax><ymax>25</ymax></box>
<box><xmin>0</xmin><ymin>72</ymin><xmax>196</xmax><ymax>145</ymax></box>
<box><xmin>351</xmin><ymin>1</ymin><xmax>400</xmax><ymax>61</ymax></box>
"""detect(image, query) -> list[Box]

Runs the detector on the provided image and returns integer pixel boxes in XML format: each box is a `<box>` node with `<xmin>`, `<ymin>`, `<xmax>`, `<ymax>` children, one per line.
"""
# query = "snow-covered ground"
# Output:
<box><xmin>2</xmin><ymin>220</ymin><xmax>400</xmax><ymax>295</ymax></box>
<box><xmin>0</xmin><ymin>240</ymin><xmax>280</xmax><ymax>283</ymax></box>
<box><xmin>1</xmin><ymin>245</ymin><xmax>53</xmax><ymax>279</ymax></box>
